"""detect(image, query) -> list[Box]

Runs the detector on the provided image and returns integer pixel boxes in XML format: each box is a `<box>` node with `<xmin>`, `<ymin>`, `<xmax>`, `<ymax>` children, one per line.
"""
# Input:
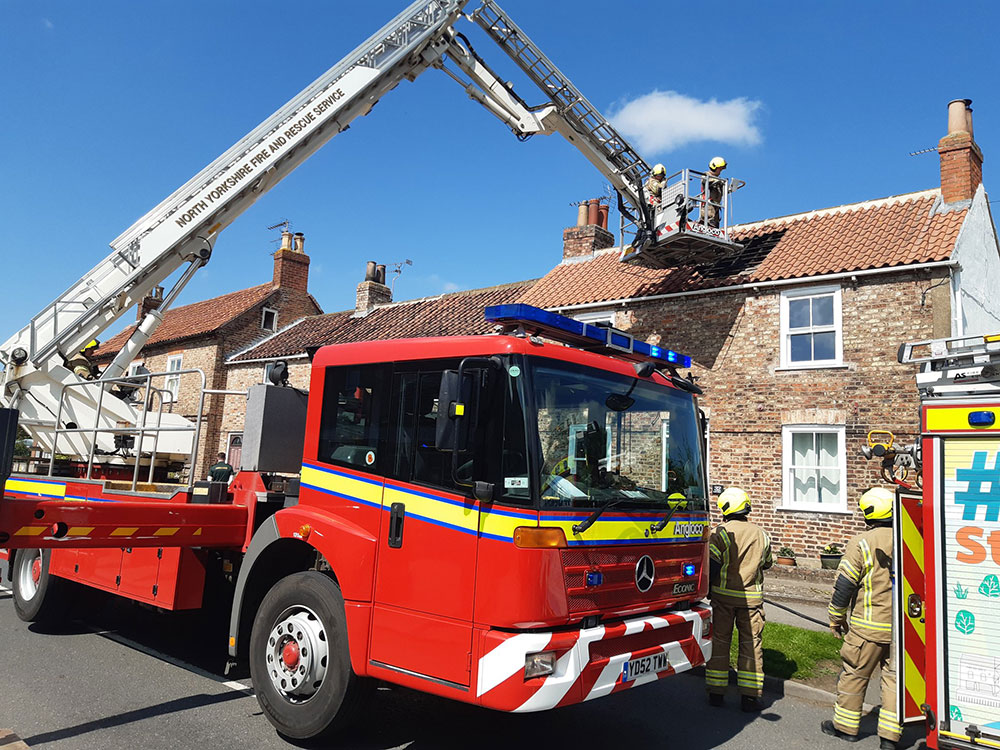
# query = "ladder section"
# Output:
<box><xmin>470</xmin><ymin>0</ymin><xmax>648</xmax><ymax>209</ymax></box>
<box><xmin>899</xmin><ymin>332</ymin><xmax>1000</xmax><ymax>397</ymax></box>
<box><xmin>3</xmin><ymin>0</ymin><xmax>467</xmax><ymax>370</ymax></box>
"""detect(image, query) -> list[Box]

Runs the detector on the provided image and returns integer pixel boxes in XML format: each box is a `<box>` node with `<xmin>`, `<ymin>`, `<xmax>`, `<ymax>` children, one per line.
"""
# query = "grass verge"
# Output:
<box><xmin>729</xmin><ymin>621</ymin><xmax>842</xmax><ymax>680</ymax></box>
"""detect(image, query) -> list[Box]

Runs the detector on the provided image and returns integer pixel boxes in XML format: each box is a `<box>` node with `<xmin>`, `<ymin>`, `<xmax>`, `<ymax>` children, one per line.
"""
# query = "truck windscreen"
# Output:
<box><xmin>527</xmin><ymin>358</ymin><xmax>706</xmax><ymax>511</ymax></box>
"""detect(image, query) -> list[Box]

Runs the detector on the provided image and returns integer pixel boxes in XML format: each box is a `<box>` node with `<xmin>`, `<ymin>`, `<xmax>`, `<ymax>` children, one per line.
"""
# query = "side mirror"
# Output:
<box><xmin>436</xmin><ymin>369</ymin><xmax>473</xmax><ymax>453</ymax></box>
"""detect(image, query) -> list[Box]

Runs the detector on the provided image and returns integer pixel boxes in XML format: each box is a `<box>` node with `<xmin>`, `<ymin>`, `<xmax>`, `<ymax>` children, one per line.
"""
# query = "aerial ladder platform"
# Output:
<box><xmin>1</xmin><ymin>0</ymin><xmax>744</xmax><ymax>548</ymax></box>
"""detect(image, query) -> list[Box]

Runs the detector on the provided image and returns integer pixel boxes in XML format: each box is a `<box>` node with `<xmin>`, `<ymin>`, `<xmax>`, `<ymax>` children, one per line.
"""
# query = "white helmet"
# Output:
<box><xmin>709</xmin><ymin>156</ymin><xmax>727</xmax><ymax>171</ymax></box>
<box><xmin>652</xmin><ymin>163</ymin><xmax>666</xmax><ymax>177</ymax></box>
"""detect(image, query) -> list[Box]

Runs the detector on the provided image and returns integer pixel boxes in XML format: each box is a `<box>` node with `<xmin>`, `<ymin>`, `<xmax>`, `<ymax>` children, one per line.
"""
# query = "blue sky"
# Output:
<box><xmin>1</xmin><ymin>0</ymin><xmax>997</xmax><ymax>343</ymax></box>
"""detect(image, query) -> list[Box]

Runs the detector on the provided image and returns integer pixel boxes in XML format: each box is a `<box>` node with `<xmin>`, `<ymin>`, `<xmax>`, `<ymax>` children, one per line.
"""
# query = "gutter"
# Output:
<box><xmin>226</xmin><ymin>353</ymin><xmax>309</xmax><ymax>366</ymax></box>
<box><xmin>548</xmin><ymin>259</ymin><xmax>959</xmax><ymax>314</ymax></box>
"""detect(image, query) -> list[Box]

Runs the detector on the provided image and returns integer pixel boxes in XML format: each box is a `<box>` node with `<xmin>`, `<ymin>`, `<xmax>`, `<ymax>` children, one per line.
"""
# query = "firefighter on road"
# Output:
<box><xmin>705</xmin><ymin>487</ymin><xmax>773</xmax><ymax>712</ymax></box>
<box><xmin>822</xmin><ymin>487</ymin><xmax>900</xmax><ymax>749</ymax></box>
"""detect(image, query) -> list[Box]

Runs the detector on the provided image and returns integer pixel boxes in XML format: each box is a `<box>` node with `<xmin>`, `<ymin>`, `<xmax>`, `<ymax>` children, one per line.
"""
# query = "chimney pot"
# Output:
<box><xmin>598</xmin><ymin>203</ymin><xmax>609</xmax><ymax>230</ymax></box>
<box><xmin>375</xmin><ymin>264</ymin><xmax>387</xmax><ymax>285</ymax></box>
<box><xmin>280</xmin><ymin>230</ymin><xmax>293</xmax><ymax>252</ymax></box>
<box><xmin>576</xmin><ymin>203</ymin><xmax>589</xmax><ymax>227</ymax></box>
<box><xmin>939</xmin><ymin>98</ymin><xmax>982</xmax><ymax>204</ymax></box>
<box><xmin>365</xmin><ymin>260</ymin><xmax>377</xmax><ymax>282</ymax></box>
<box><xmin>293</xmin><ymin>232</ymin><xmax>305</xmax><ymax>253</ymax></box>
<box><xmin>587</xmin><ymin>199</ymin><xmax>600</xmax><ymax>226</ymax></box>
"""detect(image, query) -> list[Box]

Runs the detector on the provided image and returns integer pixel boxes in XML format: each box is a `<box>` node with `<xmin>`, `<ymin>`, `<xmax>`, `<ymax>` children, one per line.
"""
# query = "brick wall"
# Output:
<box><xmin>593</xmin><ymin>268</ymin><xmax>954</xmax><ymax>563</ymax></box>
<box><xmin>938</xmin><ymin>131</ymin><xmax>983</xmax><ymax>204</ymax></box>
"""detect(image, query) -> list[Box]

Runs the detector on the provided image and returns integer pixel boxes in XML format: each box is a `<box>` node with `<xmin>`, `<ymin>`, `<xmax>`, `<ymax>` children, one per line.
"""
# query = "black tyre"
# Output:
<box><xmin>11</xmin><ymin>548</ymin><xmax>73</xmax><ymax>623</ymax></box>
<box><xmin>249</xmin><ymin>571</ymin><xmax>369</xmax><ymax>741</ymax></box>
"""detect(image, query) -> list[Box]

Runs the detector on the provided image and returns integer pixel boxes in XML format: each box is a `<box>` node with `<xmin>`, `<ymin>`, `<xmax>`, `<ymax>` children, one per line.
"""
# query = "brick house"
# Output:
<box><xmin>517</xmin><ymin>99</ymin><xmax>1000</xmax><ymax>561</ymax></box>
<box><xmin>219</xmin><ymin>274</ymin><xmax>534</xmax><ymax>456</ymax></box>
<box><xmin>93</xmin><ymin>230</ymin><xmax>322</xmax><ymax>477</ymax></box>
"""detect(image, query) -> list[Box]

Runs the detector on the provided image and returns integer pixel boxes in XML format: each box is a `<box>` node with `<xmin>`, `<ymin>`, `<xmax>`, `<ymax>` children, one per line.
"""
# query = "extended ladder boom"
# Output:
<box><xmin>1</xmin><ymin>0</ymin><xmax>676</xmax><ymax>464</ymax></box>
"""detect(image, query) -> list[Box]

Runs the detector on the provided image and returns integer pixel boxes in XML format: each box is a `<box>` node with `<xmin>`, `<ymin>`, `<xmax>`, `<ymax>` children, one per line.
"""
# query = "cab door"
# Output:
<box><xmin>370</xmin><ymin>366</ymin><xmax>482</xmax><ymax>688</ymax></box>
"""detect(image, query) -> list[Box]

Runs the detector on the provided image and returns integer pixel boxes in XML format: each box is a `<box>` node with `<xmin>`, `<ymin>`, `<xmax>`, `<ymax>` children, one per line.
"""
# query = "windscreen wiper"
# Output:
<box><xmin>572</xmin><ymin>497</ymin><xmax>626</xmax><ymax>535</ymax></box>
<box><xmin>649</xmin><ymin>502</ymin><xmax>680</xmax><ymax>534</ymax></box>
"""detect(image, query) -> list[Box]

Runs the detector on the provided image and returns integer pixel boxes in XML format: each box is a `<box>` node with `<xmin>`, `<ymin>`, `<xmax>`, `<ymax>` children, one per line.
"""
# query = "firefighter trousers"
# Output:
<box><xmin>705</xmin><ymin>601</ymin><xmax>765</xmax><ymax>697</ymax></box>
<box><xmin>832</xmin><ymin>630</ymin><xmax>901</xmax><ymax>741</ymax></box>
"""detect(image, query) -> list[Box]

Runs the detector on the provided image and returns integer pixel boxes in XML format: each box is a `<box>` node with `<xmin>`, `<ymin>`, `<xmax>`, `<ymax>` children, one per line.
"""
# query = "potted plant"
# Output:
<box><xmin>819</xmin><ymin>543</ymin><xmax>844</xmax><ymax>570</ymax></box>
<box><xmin>776</xmin><ymin>546</ymin><xmax>797</xmax><ymax>566</ymax></box>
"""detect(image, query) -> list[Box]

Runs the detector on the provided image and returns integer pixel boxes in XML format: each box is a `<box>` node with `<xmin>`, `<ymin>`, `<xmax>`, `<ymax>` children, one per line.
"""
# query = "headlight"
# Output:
<box><xmin>702</xmin><ymin>617</ymin><xmax>712</xmax><ymax>638</ymax></box>
<box><xmin>524</xmin><ymin>651</ymin><xmax>556</xmax><ymax>680</ymax></box>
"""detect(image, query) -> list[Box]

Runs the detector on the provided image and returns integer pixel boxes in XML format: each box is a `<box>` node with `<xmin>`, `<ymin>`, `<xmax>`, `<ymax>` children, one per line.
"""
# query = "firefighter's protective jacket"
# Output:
<box><xmin>645</xmin><ymin>175</ymin><xmax>665</xmax><ymax>204</ymax></box>
<box><xmin>827</xmin><ymin>525</ymin><xmax>893</xmax><ymax>643</ymax></box>
<box><xmin>708</xmin><ymin>518</ymin><xmax>773</xmax><ymax>606</ymax></box>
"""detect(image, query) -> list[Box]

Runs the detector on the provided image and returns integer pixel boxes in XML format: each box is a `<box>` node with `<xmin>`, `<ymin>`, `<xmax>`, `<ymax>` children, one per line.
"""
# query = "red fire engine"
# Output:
<box><xmin>1</xmin><ymin>305</ymin><xmax>713</xmax><ymax>739</ymax></box>
<box><xmin>865</xmin><ymin>332</ymin><xmax>1000</xmax><ymax>750</ymax></box>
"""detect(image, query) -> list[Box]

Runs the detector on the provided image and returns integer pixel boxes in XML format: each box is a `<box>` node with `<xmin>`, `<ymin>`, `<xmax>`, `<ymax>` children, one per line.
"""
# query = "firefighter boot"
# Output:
<box><xmin>879</xmin><ymin>740</ymin><xmax>897</xmax><ymax>750</ymax></box>
<box><xmin>708</xmin><ymin>693</ymin><xmax>724</xmax><ymax>707</ymax></box>
<box><xmin>741</xmin><ymin>695</ymin><xmax>762</xmax><ymax>713</ymax></box>
<box><xmin>821</xmin><ymin>720</ymin><xmax>861</xmax><ymax>743</ymax></box>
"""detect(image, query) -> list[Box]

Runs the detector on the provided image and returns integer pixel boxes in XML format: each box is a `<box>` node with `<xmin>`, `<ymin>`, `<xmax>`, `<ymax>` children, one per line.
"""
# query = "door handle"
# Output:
<box><xmin>907</xmin><ymin>593</ymin><xmax>923</xmax><ymax>618</ymax></box>
<box><xmin>388</xmin><ymin>502</ymin><xmax>405</xmax><ymax>548</ymax></box>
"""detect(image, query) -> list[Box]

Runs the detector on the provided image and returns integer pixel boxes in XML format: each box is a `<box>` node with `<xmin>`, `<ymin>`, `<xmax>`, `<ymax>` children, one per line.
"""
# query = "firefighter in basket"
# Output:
<box><xmin>822</xmin><ymin>487</ymin><xmax>900</xmax><ymax>749</ymax></box>
<box><xmin>645</xmin><ymin>163</ymin><xmax>667</xmax><ymax>207</ymax></box>
<box><xmin>705</xmin><ymin>487</ymin><xmax>773</xmax><ymax>712</ymax></box>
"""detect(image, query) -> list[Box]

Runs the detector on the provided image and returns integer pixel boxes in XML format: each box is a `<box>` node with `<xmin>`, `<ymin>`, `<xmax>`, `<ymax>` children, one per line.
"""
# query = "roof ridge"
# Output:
<box><xmin>732</xmin><ymin>188</ymin><xmax>940</xmax><ymax>232</ymax></box>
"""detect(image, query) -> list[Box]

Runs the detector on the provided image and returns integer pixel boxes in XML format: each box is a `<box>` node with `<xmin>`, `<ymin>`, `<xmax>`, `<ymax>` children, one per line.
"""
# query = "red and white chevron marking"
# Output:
<box><xmin>477</xmin><ymin>604</ymin><xmax>711</xmax><ymax>712</ymax></box>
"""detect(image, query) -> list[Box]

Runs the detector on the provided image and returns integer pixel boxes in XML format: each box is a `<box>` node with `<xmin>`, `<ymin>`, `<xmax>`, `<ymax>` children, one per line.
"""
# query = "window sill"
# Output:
<box><xmin>776</xmin><ymin>504</ymin><xmax>852</xmax><ymax>515</ymax></box>
<box><xmin>775</xmin><ymin>364</ymin><xmax>848</xmax><ymax>373</ymax></box>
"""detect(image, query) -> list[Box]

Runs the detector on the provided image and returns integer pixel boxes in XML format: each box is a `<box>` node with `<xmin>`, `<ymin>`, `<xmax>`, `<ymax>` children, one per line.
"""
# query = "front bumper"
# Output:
<box><xmin>476</xmin><ymin>603</ymin><xmax>711</xmax><ymax>712</ymax></box>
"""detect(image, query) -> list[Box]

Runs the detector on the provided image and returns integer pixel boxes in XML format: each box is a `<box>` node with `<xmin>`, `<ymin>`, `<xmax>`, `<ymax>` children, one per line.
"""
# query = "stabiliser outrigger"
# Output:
<box><xmin>0</xmin><ymin>2</ymin><xmax>727</xmax><ymax>741</ymax></box>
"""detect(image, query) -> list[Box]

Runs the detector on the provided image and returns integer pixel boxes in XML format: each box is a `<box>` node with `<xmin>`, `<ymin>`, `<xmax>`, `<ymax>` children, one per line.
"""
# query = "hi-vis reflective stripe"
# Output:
<box><xmin>860</xmin><ymin>539</ymin><xmax>874</xmax><ymax>624</ymax></box>
<box><xmin>710</xmin><ymin>585</ymin><xmax>763</xmax><ymax>603</ymax></box>
<box><xmin>540</xmin><ymin>513</ymin><xmax>707</xmax><ymax>546</ymax></box>
<box><xmin>737</xmin><ymin>670</ymin><xmax>764</xmax><ymax>687</ymax></box>
<box><xmin>718</xmin><ymin>528</ymin><xmax>732</xmax><ymax>583</ymax></box>
<box><xmin>899</xmin><ymin>495</ymin><xmax>926</xmax><ymax>718</ymax></box>
<box><xmin>940</xmin><ymin>731</ymin><xmax>1000</xmax><ymax>749</ymax></box>
<box><xmin>838</xmin><ymin>557</ymin><xmax>861</xmax><ymax>583</ymax></box>
<box><xmin>849</xmin><ymin>614</ymin><xmax>892</xmax><ymax>632</ymax></box>
<box><xmin>705</xmin><ymin>669</ymin><xmax>729</xmax><ymax>687</ymax></box>
<box><xmin>878</xmin><ymin>708</ymin><xmax>902</xmax><ymax>736</ymax></box>
<box><xmin>834</xmin><ymin>704</ymin><xmax>861</xmax><ymax>729</ymax></box>
<box><xmin>4</xmin><ymin>478</ymin><xmax>66</xmax><ymax>498</ymax></box>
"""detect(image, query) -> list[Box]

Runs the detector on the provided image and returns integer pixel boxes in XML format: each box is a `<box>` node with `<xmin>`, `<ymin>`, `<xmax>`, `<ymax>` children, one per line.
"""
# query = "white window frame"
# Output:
<box><xmin>164</xmin><ymin>354</ymin><xmax>183</xmax><ymax>402</ymax></box>
<box><xmin>573</xmin><ymin>310</ymin><xmax>615</xmax><ymax>327</ymax></box>
<box><xmin>780</xmin><ymin>424</ymin><xmax>848</xmax><ymax>513</ymax></box>
<box><xmin>261</xmin><ymin>307</ymin><xmax>278</xmax><ymax>332</ymax></box>
<box><xmin>263</xmin><ymin>361</ymin><xmax>277</xmax><ymax>384</ymax></box>
<box><xmin>779</xmin><ymin>285</ymin><xmax>843</xmax><ymax>369</ymax></box>
<box><xmin>127</xmin><ymin>361</ymin><xmax>145</xmax><ymax>377</ymax></box>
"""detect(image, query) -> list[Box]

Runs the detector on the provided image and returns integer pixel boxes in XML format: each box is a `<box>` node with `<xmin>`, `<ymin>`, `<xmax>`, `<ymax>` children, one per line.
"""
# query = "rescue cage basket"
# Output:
<box><xmin>23</xmin><ymin>369</ymin><xmax>248</xmax><ymax>492</ymax></box>
<box><xmin>620</xmin><ymin>168</ymin><xmax>745</xmax><ymax>269</ymax></box>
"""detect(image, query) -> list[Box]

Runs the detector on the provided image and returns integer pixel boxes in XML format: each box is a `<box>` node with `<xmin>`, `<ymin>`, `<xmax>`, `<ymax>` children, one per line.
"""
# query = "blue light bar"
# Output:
<box><xmin>485</xmin><ymin>304</ymin><xmax>692</xmax><ymax>368</ymax></box>
<box><xmin>683</xmin><ymin>563</ymin><xmax>697</xmax><ymax>577</ymax></box>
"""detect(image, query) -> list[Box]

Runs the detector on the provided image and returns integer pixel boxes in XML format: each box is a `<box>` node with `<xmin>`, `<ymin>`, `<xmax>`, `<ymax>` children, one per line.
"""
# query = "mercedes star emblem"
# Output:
<box><xmin>635</xmin><ymin>555</ymin><xmax>655</xmax><ymax>593</ymax></box>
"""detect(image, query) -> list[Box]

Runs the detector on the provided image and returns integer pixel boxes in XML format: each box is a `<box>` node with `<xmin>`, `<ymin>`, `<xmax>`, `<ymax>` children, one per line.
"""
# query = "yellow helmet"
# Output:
<box><xmin>709</xmin><ymin>156</ymin><xmax>727</xmax><ymax>171</ymax></box>
<box><xmin>859</xmin><ymin>487</ymin><xmax>894</xmax><ymax>521</ymax></box>
<box><xmin>717</xmin><ymin>487</ymin><xmax>750</xmax><ymax>516</ymax></box>
<box><xmin>667</xmin><ymin>492</ymin><xmax>687</xmax><ymax>509</ymax></box>
<box><xmin>83</xmin><ymin>339</ymin><xmax>99</xmax><ymax>351</ymax></box>
<box><xmin>652</xmin><ymin>163</ymin><xmax>666</xmax><ymax>177</ymax></box>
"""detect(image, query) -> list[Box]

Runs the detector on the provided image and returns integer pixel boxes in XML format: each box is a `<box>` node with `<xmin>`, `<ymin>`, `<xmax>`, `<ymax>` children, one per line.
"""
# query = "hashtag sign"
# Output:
<box><xmin>956</xmin><ymin>451</ymin><xmax>1000</xmax><ymax>522</ymax></box>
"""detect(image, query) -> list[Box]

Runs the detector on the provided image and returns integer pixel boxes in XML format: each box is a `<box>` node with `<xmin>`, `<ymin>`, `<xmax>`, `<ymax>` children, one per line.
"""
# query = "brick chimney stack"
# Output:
<box><xmin>355</xmin><ymin>260</ymin><xmax>392</xmax><ymax>315</ymax></box>
<box><xmin>562</xmin><ymin>198</ymin><xmax>614</xmax><ymax>260</ymax></box>
<box><xmin>939</xmin><ymin>99</ymin><xmax>983</xmax><ymax>204</ymax></box>
<box><xmin>273</xmin><ymin>230</ymin><xmax>310</xmax><ymax>292</ymax></box>
<box><xmin>136</xmin><ymin>285</ymin><xmax>164</xmax><ymax>322</ymax></box>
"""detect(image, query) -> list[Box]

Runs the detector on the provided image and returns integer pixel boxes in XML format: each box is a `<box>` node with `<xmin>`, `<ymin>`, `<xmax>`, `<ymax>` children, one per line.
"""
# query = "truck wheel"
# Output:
<box><xmin>249</xmin><ymin>571</ymin><xmax>369</xmax><ymax>741</ymax></box>
<box><xmin>11</xmin><ymin>548</ymin><xmax>73</xmax><ymax>623</ymax></box>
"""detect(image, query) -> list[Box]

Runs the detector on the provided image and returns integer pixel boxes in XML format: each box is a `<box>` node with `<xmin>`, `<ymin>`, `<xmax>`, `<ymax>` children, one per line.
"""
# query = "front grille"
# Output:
<box><xmin>561</xmin><ymin>543</ymin><xmax>702</xmax><ymax>614</ymax></box>
<box><xmin>589</xmin><ymin>621</ymin><xmax>692</xmax><ymax>661</ymax></box>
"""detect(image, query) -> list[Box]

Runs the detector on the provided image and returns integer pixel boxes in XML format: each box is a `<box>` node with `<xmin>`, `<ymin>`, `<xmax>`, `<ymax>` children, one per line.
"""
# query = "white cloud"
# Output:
<box><xmin>609</xmin><ymin>90</ymin><xmax>763</xmax><ymax>155</ymax></box>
